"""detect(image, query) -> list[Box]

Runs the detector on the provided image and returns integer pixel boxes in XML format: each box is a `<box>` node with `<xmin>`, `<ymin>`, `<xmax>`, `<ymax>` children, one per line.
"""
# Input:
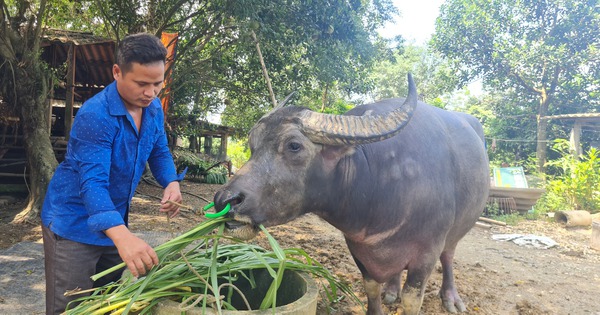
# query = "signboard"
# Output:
<box><xmin>493</xmin><ymin>167</ymin><xmax>529</xmax><ymax>188</ymax></box>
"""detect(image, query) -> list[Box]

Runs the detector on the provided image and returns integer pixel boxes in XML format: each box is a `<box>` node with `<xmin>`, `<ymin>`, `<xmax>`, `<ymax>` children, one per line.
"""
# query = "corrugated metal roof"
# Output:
<box><xmin>541</xmin><ymin>113</ymin><xmax>600</xmax><ymax>129</ymax></box>
<box><xmin>41</xmin><ymin>28</ymin><xmax>116</xmax><ymax>102</ymax></box>
<box><xmin>42</xmin><ymin>28</ymin><xmax>114</xmax><ymax>45</ymax></box>
<box><xmin>541</xmin><ymin>113</ymin><xmax>600</xmax><ymax>120</ymax></box>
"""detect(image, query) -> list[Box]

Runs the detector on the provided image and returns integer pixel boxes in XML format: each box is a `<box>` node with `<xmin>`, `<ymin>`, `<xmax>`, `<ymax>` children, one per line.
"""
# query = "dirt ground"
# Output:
<box><xmin>1</xmin><ymin>180</ymin><xmax>599</xmax><ymax>314</ymax></box>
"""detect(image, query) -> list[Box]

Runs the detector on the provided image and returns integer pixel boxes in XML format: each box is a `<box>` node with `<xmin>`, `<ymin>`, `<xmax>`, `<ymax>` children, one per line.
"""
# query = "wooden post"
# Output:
<box><xmin>219</xmin><ymin>135</ymin><xmax>228</xmax><ymax>160</ymax></box>
<box><xmin>47</xmin><ymin>88</ymin><xmax>54</xmax><ymax>135</ymax></box>
<box><xmin>204</xmin><ymin>136</ymin><xmax>213</xmax><ymax>157</ymax></box>
<box><xmin>64</xmin><ymin>43</ymin><xmax>76</xmax><ymax>140</ymax></box>
<box><xmin>189</xmin><ymin>135</ymin><xmax>198</xmax><ymax>152</ymax></box>
<box><xmin>569</xmin><ymin>121</ymin><xmax>582</xmax><ymax>157</ymax></box>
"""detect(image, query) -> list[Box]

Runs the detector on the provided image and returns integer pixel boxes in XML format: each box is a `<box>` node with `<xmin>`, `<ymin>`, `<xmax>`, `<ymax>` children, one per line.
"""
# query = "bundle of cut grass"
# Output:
<box><xmin>65</xmin><ymin>217</ymin><xmax>359</xmax><ymax>314</ymax></box>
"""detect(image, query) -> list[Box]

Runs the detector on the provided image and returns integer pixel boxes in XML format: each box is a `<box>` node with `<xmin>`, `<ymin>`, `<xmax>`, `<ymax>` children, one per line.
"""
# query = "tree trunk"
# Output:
<box><xmin>320</xmin><ymin>84</ymin><xmax>329</xmax><ymax>112</ymax></box>
<box><xmin>535</xmin><ymin>117</ymin><xmax>549</xmax><ymax>173</ymax></box>
<box><xmin>12</xmin><ymin>63</ymin><xmax>58</xmax><ymax>224</ymax></box>
<box><xmin>535</xmin><ymin>89</ymin><xmax>551</xmax><ymax>174</ymax></box>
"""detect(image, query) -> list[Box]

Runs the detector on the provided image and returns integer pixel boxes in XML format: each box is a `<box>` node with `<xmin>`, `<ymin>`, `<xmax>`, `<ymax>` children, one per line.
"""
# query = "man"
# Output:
<box><xmin>41</xmin><ymin>33</ymin><xmax>185</xmax><ymax>314</ymax></box>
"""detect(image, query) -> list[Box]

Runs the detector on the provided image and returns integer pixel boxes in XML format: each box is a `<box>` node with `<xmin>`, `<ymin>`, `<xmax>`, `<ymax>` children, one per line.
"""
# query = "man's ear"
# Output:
<box><xmin>112</xmin><ymin>64</ymin><xmax>121</xmax><ymax>80</ymax></box>
<box><xmin>320</xmin><ymin>145</ymin><xmax>355</xmax><ymax>173</ymax></box>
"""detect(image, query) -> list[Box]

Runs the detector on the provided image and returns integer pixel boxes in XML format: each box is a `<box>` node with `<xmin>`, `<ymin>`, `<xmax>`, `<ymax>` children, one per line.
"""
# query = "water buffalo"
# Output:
<box><xmin>213</xmin><ymin>74</ymin><xmax>489</xmax><ymax>314</ymax></box>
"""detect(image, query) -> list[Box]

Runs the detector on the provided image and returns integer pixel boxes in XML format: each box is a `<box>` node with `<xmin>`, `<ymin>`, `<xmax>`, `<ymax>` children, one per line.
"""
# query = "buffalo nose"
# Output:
<box><xmin>214</xmin><ymin>190</ymin><xmax>244</xmax><ymax>214</ymax></box>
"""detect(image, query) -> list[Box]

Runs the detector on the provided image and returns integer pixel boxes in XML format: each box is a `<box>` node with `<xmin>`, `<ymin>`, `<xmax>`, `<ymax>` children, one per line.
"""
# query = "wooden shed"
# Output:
<box><xmin>1</xmin><ymin>29</ymin><xmax>236</xmax><ymax>189</ymax></box>
<box><xmin>184</xmin><ymin>120</ymin><xmax>236</xmax><ymax>162</ymax></box>
<box><xmin>0</xmin><ymin>29</ymin><xmax>115</xmax><ymax>190</ymax></box>
<box><xmin>540</xmin><ymin>113</ymin><xmax>600</xmax><ymax>155</ymax></box>
<box><xmin>41</xmin><ymin>28</ymin><xmax>116</xmax><ymax>139</ymax></box>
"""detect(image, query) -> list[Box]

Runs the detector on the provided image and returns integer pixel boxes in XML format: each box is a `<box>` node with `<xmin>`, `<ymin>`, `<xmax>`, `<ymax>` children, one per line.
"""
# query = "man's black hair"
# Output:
<box><xmin>116</xmin><ymin>33</ymin><xmax>167</xmax><ymax>72</ymax></box>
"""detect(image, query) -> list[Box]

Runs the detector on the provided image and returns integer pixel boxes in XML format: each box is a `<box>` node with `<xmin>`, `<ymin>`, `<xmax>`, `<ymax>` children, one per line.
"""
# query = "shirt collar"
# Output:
<box><xmin>106</xmin><ymin>81</ymin><xmax>160</xmax><ymax>119</ymax></box>
<box><xmin>107</xmin><ymin>81</ymin><xmax>128</xmax><ymax>117</ymax></box>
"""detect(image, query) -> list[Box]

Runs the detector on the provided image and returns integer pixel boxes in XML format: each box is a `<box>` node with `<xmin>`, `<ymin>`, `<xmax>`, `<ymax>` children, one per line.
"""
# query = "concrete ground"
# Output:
<box><xmin>0</xmin><ymin>231</ymin><xmax>171</xmax><ymax>314</ymax></box>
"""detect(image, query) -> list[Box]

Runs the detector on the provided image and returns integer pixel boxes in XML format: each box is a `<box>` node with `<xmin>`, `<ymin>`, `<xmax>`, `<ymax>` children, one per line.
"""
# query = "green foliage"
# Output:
<box><xmin>160</xmin><ymin>0</ymin><xmax>398</xmax><ymax>137</ymax></box>
<box><xmin>484</xmin><ymin>205</ymin><xmax>541</xmax><ymax>225</ymax></box>
<box><xmin>484</xmin><ymin>97</ymin><xmax>538</xmax><ymax>166</ymax></box>
<box><xmin>483</xmin><ymin>200</ymin><xmax>502</xmax><ymax>217</ymax></box>
<box><xmin>217</xmin><ymin>0</ymin><xmax>398</xmax><ymax>135</ymax></box>
<box><xmin>540</xmin><ymin>140</ymin><xmax>600</xmax><ymax>212</ymax></box>
<box><xmin>172</xmin><ymin>149</ymin><xmax>228</xmax><ymax>184</ymax></box>
<box><xmin>433</xmin><ymin>0</ymin><xmax>600</xmax><ymax>93</ymax></box>
<box><xmin>370</xmin><ymin>44</ymin><xmax>458</xmax><ymax>105</ymax></box>
<box><xmin>41</xmin><ymin>0</ymin><xmax>397</xmax><ymax>138</ymax></box>
<box><xmin>73</xmin><ymin>219</ymin><xmax>360</xmax><ymax>314</ymax></box>
<box><xmin>321</xmin><ymin>98</ymin><xmax>354</xmax><ymax>115</ymax></box>
<box><xmin>433</xmin><ymin>0</ymin><xmax>600</xmax><ymax>171</ymax></box>
<box><xmin>227</xmin><ymin>138</ymin><xmax>251</xmax><ymax>170</ymax></box>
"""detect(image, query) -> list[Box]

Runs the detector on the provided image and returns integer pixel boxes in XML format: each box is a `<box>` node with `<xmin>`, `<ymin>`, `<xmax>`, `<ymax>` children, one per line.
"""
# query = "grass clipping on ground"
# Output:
<box><xmin>65</xmin><ymin>217</ymin><xmax>359</xmax><ymax>314</ymax></box>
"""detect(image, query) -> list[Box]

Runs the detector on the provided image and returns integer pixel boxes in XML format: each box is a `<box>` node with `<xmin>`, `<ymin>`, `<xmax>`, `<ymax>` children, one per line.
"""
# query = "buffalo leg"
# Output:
<box><xmin>401</xmin><ymin>259</ymin><xmax>436</xmax><ymax>315</ymax></box>
<box><xmin>439</xmin><ymin>249</ymin><xmax>466</xmax><ymax>313</ymax></box>
<box><xmin>382</xmin><ymin>272</ymin><xmax>402</xmax><ymax>304</ymax></box>
<box><xmin>363</xmin><ymin>276</ymin><xmax>384</xmax><ymax>315</ymax></box>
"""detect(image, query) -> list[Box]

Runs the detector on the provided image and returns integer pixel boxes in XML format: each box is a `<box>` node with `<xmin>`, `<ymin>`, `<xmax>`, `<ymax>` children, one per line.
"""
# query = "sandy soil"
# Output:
<box><xmin>1</xmin><ymin>180</ymin><xmax>599</xmax><ymax>314</ymax></box>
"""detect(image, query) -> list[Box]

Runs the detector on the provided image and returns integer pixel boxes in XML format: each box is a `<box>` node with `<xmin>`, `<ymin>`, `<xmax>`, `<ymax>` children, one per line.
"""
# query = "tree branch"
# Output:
<box><xmin>156</xmin><ymin>0</ymin><xmax>202</xmax><ymax>34</ymax></box>
<box><xmin>549</xmin><ymin>65</ymin><xmax>561</xmax><ymax>94</ymax></box>
<box><xmin>32</xmin><ymin>0</ymin><xmax>47</xmax><ymax>52</ymax></box>
<box><xmin>512</xmin><ymin>71</ymin><xmax>541</xmax><ymax>94</ymax></box>
<box><xmin>94</xmin><ymin>0</ymin><xmax>119</xmax><ymax>41</ymax></box>
<box><xmin>0</xmin><ymin>0</ymin><xmax>9</xmax><ymax>32</ymax></box>
<box><xmin>251</xmin><ymin>30</ymin><xmax>277</xmax><ymax>107</ymax></box>
<box><xmin>0</xmin><ymin>2</ymin><xmax>16</xmax><ymax>60</ymax></box>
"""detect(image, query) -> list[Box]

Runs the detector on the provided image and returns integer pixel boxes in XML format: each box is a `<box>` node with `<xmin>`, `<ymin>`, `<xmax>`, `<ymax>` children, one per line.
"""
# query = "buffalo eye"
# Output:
<box><xmin>287</xmin><ymin>141</ymin><xmax>302</xmax><ymax>152</ymax></box>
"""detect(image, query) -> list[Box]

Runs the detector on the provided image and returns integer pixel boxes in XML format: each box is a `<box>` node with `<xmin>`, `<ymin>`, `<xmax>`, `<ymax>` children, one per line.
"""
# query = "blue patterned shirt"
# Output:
<box><xmin>42</xmin><ymin>81</ymin><xmax>184</xmax><ymax>246</ymax></box>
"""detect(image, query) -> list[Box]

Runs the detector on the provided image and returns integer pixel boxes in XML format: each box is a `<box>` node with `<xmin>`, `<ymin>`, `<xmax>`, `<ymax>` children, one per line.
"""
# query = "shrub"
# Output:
<box><xmin>541</xmin><ymin>140</ymin><xmax>600</xmax><ymax>213</ymax></box>
<box><xmin>172</xmin><ymin>149</ymin><xmax>228</xmax><ymax>184</ymax></box>
<box><xmin>228</xmin><ymin>138</ymin><xmax>251</xmax><ymax>170</ymax></box>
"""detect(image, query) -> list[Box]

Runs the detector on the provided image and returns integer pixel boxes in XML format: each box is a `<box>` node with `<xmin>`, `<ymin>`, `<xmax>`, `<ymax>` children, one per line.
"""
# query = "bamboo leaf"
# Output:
<box><xmin>259</xmin><ymin>225</ymin><xmax>286</xmax><ymax>261</ymax></box>
<box><xmin>69</xmin><ymin>219</ymin><xmax>361</xmax><ymax>314</ymax></box>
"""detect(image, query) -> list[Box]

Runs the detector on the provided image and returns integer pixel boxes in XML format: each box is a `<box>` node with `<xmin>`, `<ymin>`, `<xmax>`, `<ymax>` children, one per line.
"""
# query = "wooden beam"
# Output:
<box><xmin>569</xmin><ymin>121</ymin><xmax>582</xmax><ymax>157</ymax></box>
<box><xmin>64</xmin><ymin>43</ymin><xmax>76</xmax><ymax>140</ymax></box>
<box><xmin>0</xmin><ymin>172</ymin><xmax>29</xmax><ymax>177</ymax></box>
<box><xmin>0</xmin><ymin>184</ymin><xmax>28</xmax><ymax>193</ymax></box>
<box><xmin>478</xmin><ymin>217</ymin><xmax>507</xmax><ymax>226</ymax></box>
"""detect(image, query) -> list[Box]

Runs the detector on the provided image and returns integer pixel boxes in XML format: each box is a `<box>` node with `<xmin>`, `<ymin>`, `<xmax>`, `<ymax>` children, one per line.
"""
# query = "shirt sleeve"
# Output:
<box><xmin>69</xmin><ymin>110</ymin><xmax>125</xmax><ymax>232</ymax></box>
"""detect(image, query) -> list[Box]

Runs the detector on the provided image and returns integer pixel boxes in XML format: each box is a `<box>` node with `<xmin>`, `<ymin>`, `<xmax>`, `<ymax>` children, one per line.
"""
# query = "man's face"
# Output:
<box><xmin>113</xmin><ymin>61</ymin><xmax>165</xmax><ymax>111</ymax></box>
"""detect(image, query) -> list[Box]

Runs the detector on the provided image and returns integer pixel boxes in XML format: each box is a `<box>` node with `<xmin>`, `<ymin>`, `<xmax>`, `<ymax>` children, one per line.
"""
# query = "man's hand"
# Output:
<box><xmin>105</xmin><ymin>225</ymin><xmax>158</xmax><ymax>277</ymax></box>
<box><xmin>160</xmin><ymin>181</ymin><xmax>182</xmax><ymax>218</ymax></box>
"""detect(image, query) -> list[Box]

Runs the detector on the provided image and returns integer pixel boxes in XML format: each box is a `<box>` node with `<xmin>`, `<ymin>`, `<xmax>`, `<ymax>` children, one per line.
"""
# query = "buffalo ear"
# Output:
<box><xmin>320</xmin><ymin>145</ymin><xmax>355</xmax><ymax>173</ymax></box>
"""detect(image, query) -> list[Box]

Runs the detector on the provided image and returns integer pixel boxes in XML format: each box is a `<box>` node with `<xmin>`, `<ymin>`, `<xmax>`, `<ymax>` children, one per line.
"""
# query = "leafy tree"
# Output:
<box><xmin>432</xmin><ymin>0</ymin><xmax>600</xmax><ymax>172</ymax></box>
<box><xmin>1</xmin><ymin>0</ymin><xmax>397</xmax><ymax>220</ymax></box>
<box><xmin>0</xmin><ymin>0</ymin><xmax>57</xmax><ymax>222</ymax></box>
<box><xmin>370</xmin><ymin>44</ymin><xmax>458</xmax><ymax>107</ymax></box>
<box><xmin>470</xmin><ymin>92</ymin><xmax>539</xmax><ymax>168</ymax></box>
<box><xmin>84</xmin><ymin>0</ymin><xmax>397</xmax><ymax>137</ymax></box>
<box><xmin>218</xmin><ymin>0</ymin><xmax>397</xmax><ymax>135</ymax></box>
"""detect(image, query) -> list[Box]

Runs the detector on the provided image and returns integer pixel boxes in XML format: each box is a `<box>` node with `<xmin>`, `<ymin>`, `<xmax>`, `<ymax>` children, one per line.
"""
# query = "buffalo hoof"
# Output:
<box><xmin>440</xmin><ymin>289</ymin><xmax>466</xmax><ymax>313</ymax></box>
<box><xmin>382</xmin><ymin>291</ymin><xmax>398</xmax><ymax>304</ymax></box>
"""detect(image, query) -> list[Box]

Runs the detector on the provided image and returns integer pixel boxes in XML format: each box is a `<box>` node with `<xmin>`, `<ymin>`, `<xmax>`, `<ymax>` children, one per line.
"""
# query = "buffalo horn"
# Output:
<box><xmin>262</xmin><ymin>91</ymin><xmax>297</xmax><ymax>119</ymax></box>
<box><xmin>275</xmin><ymin>91</ymin><xmax>297</xmax><ymax>109</ymax></box>
<box><xmin>298</xmin><ymin>74</ymin><xmax>418</xmax><ymax>145</ymax></box>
